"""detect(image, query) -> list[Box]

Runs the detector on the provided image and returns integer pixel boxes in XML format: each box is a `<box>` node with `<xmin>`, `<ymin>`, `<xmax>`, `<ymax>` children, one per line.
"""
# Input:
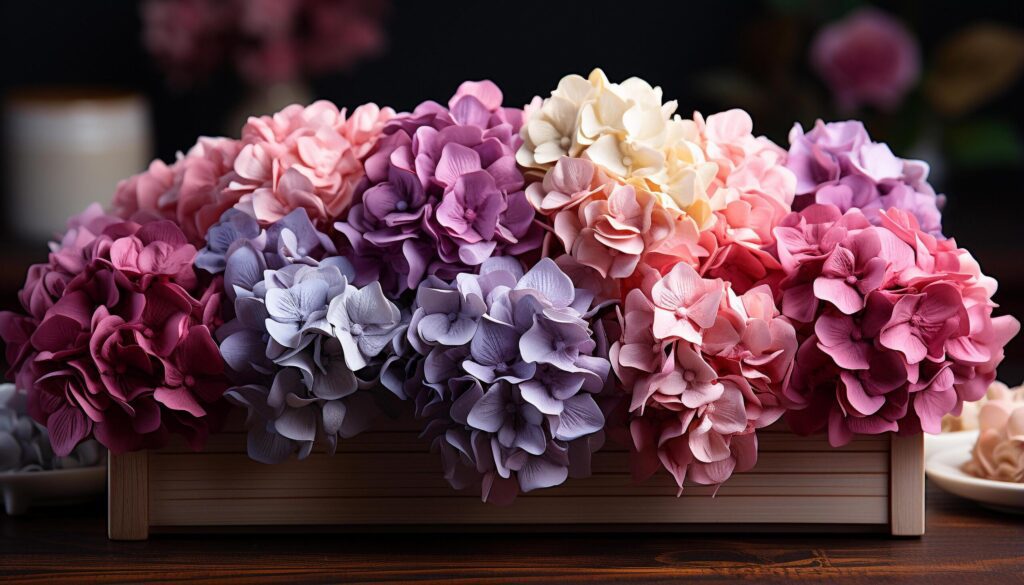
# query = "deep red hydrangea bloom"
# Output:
<box><xmin>0</xmin><ymin>207</ymin><xmax>230</xmax><ymax>455</ymax></box>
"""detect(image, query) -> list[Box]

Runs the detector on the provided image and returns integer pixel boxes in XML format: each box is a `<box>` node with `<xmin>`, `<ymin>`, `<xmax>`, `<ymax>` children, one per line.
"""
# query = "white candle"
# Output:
<box><xmin>4</xmin><ymin>90</ymin><xmax>153</xmax><ymax>241</ymax></box>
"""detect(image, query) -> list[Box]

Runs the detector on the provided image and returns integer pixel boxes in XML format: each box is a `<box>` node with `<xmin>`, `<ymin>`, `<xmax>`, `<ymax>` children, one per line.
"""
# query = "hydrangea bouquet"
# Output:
<box><xmin>2</xmin><ymin>70</ymin><xmax>1017</xmax><ymax>503</ymax></box>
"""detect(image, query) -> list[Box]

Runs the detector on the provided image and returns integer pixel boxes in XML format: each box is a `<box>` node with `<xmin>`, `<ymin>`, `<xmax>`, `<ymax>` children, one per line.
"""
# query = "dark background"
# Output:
<box><xmin>0</xmin><ymin>0</ymin><xmax>1022</xmax><ymax>379</ymax></box>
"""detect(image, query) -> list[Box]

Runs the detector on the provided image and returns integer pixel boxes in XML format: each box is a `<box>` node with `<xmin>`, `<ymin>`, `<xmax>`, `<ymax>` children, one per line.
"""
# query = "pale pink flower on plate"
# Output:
<box><xmin>650</xmin><ymin>262</ymin><xmax>724</xmax><ymax>343</ymax></box>
<box><xmin>963</xmin><ymin>399</ymin><xmax>1024</xmax><ymax>484</ymax></box>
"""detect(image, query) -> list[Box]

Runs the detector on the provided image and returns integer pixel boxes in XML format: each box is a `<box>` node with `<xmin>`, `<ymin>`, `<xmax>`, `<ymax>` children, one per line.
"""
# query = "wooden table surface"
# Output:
<box><xmin>0</xmin><ymin>482</ymin><xmax>1021</xmax><ymax>584</ymax></box>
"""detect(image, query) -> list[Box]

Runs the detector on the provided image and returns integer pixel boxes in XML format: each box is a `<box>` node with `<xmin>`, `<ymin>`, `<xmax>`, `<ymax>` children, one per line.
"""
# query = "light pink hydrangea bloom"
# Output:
<box><xmin>113</xmin><ymin>137</ymin><xmax>242</xmax><ymax>246</ymax></box>
<box><xmin>230</xmin><ymin>100</ymin><xmax>395</xmax><ymax>226</ymax></box>
<box><xmin>610</xmin><ymin>265</ymin><xmax>796</xmax><ymax>492</ymax></box>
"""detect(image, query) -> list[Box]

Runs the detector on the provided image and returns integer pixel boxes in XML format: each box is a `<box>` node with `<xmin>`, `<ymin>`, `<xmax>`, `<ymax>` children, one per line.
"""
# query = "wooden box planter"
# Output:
<box><xmin>107</xmin><ymin>419</ymin><xmax>924</xmax><ymax>540</ymax></box>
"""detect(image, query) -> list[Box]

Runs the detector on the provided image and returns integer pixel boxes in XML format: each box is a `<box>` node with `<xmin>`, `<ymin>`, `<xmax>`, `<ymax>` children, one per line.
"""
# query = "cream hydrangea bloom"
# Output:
<box><xmin>518</xmin><ymin>69</ymin><xmax>719</xmax><ymax>227</ymax></box>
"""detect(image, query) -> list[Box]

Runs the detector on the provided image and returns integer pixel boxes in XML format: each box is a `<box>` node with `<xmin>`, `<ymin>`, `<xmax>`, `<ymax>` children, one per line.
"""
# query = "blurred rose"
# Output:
<box><xmin>811</xmin><ymin>8</ymin><xmax>921</xmax><ymax>112</ymax></box>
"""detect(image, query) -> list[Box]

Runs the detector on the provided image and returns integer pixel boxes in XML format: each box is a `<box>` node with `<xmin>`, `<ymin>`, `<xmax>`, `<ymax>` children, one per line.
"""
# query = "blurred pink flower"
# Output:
<box><xmin>810</xmin><ymin>8</ymin><xmax>921</xmax><ymax>111</ymax></box>
<box><xmin>142</xmin><ymin>0</ymin><xmax>390</xmax><ymax>88</ymax></box>
<box><xmin>963</xmin><ymin>397</ymin><xmax>1024</xmax><ymax>483</ymax></box>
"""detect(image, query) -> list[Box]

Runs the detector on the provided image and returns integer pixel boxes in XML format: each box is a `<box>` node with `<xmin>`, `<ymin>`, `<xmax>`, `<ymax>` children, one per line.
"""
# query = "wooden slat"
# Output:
<box><xmin>148</xmin><ymin>450</ymin><xmax>889</xmax><ymax>476</ymax></box>
<box><xmin>160</xmin><ymin>430</ymin><xmax>891</xmax><ymax>454</ymax></box>
<box><xmin>890</xmin><ymin>433</ymin><xmax>925</xmax><ymax>536</ymax></box>
<box><xmin>107</xmin><ymin>451</ymin><xmax>149</xmax><ymax>541</ymax></box>
<box><xmin>149</xmin><ymin>495</ymin><xmax>889</xmax><ymax>527</ymax></box>
<box><xmin>149</xmin><ymin>472</ymin><xmax>889</xmax><ymax>499</ymax></box>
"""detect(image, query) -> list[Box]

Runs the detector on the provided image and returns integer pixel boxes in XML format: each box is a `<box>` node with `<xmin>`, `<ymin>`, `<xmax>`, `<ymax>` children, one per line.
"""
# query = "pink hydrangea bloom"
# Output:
<box><xmin>690</xmin><ymin>109</ymin><xmax>796</xmax><ymax>293</ymax></box>
<box><xmin>527</xmin><ymin>109</ymin><xmax>795</xmax><ymax>290</ymax></box>
<box><xmin>230</xmin><ymin>100</ymin><xmax>395</xmax><ymax>227</ymax></box>
<box><xmin>610</xmin><ymin>264</ymin><xmax>796</xmax><ymax>491</ymax></box>
<box><xmin>0</xmin><ymin>209</ymin><xmax>230</xmax><ymax>456</ymax></box>
<box><xmin>113</xmin><ymin>137</ymin><xmax>242</xmax><ymax>246</ymax></box>
<box><xmin>775</xmin><ymin>204</ymin><xmax>1019</xmax><ymax>444</ymax></box>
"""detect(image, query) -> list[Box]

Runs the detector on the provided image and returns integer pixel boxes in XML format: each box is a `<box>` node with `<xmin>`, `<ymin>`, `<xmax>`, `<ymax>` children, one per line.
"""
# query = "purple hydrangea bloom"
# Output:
<box><xmin>214</xmin><ymin>210</ymin><xmax>410</xmax><ymax>464</ymax></box>
<box><xmin>787</xmin><ymin>120</ymin><xmax>945</xmax><ymax>236</ymax></box>
<box><xmin>404</xmin><ymin>257</ymin><xmax>612</xmax><ymax>504</ymax></box>
<box><xmin>195</xmin><ymin>209</ymin><xmax>264</xmax><ymax>274</ymax></box>
<box><xmin>336</xmin><ymin>81</ymin><xmax>543</xmax><ymax>298</ymax></box>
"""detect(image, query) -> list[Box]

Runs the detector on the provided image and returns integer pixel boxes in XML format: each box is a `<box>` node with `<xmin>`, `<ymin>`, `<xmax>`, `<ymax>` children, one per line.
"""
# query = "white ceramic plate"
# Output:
<box><xmin>0</xmin><ymin>466</ymin><xmax>106</xmax><ymax>515</ymax></box>
<box><xmin>924</xmin><ymin>431</ymin><xmax>975</xmax><ymax>461</ymax></box>
<box><xmin>925</xmin><ymin>431</ymin><xmax>1024</xmax><ymax>514</ymax></box>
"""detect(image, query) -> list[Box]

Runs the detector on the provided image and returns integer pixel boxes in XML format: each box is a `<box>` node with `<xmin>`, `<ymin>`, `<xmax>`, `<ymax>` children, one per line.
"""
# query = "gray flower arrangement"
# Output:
<box><xmin>210</xmin><ymin>208</ymin><xmax>409</xmax><ymax>463</ymax></box>
<box><xmin>405</xmin><ymin>257</ymin><xmax>613</xmax><ymax>504</ymax></box>
<box><xmin>0</xmin><ymin>384</ymin><xmax>103</xmax><ymax>472</ymax></box>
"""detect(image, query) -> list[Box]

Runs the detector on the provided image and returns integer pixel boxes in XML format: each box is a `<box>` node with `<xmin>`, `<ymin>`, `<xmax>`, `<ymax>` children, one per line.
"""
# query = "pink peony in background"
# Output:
<box><xmin>142</xmin><ymin>0</ymin><xmax>390</xmax><ymax>88</ymax></box>
<box><xmin>810</xmin><ymin>8</ymin><xmax>921</xmax><ymax>112</ymax></box>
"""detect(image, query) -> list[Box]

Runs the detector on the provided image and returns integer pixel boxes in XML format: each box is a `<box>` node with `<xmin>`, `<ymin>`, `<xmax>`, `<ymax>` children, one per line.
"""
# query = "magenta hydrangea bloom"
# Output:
<box><xmin>336</xmin><ymin>81</ymin><xmax>543</xmax><ymax>298</ymax></box>
<box><xmin>0</xmin><ymin>207</ymin><xmax>231</xmax><ymax>456</ymax></box>
<box><xmin>787</xmin><ymin>120</ymin><xmax>944</xmax><ymax>237</ymax></box>
<box><xmin>610</xmin><ymin>262</ymin><xmax>797</xmax><ymax>492</ymax></box>
<box><xmin>774</xmin><ymin>204</ymin><xmax>1019</xmax><ymax>444</ymax></box>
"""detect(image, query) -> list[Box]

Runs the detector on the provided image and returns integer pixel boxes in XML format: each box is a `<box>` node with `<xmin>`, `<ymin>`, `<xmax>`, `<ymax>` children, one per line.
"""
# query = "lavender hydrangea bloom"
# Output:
<box><xmin>405</xmin><ymin>257</ymin><xmax>612</xmax><ymax>504</ymax></box>
<box><xmin>336</xmin><ymin>81</ymin><xmax>543</xmax><ymax>298</ymax></box>
<box><xmin>196</xmin><ymin>209</ymin><xmax>264</xmax><ymax>274</ymax></box>
<box><xmin>786</xmin><ymin>120</ymin><xmax>945</xmax><ymax>236</ymax></box>
<box><xmin>214</xmin><ymin>211</ymin><xmax>410</xmax><ymax>464</ymax></box>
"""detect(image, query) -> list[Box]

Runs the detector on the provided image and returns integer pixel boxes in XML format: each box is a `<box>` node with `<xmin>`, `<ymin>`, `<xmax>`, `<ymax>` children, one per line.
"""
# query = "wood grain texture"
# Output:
<box><xmin>0</xmin><ymin>484</ymin><xmax>1020</xmax><ymax>585</ymax></box>
<box><xmin>110</xmin><ymin>426</ymin><xmax>924</xmax><ymax>537</ymax></box>
<box><xmin>890</xmin><ymin>433</ymin><xmax>926</xmax><ymax>536</ymax></box>
<box><xmin>106</xmin><ymin>451</ymin><xmax>148</xmax><ymax>541</ymax></box>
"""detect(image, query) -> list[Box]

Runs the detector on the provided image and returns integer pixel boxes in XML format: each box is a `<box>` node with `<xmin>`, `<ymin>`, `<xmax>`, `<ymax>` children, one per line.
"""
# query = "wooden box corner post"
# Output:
<box><xmin>889</xmin><ymin>433</ymin><xmax>925</xmax><ymax>536</ymax></box>
<box><xmin>108</xmin><ymin>451</ymin><xmax>150</xmax><ymax>540</ymax></box>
